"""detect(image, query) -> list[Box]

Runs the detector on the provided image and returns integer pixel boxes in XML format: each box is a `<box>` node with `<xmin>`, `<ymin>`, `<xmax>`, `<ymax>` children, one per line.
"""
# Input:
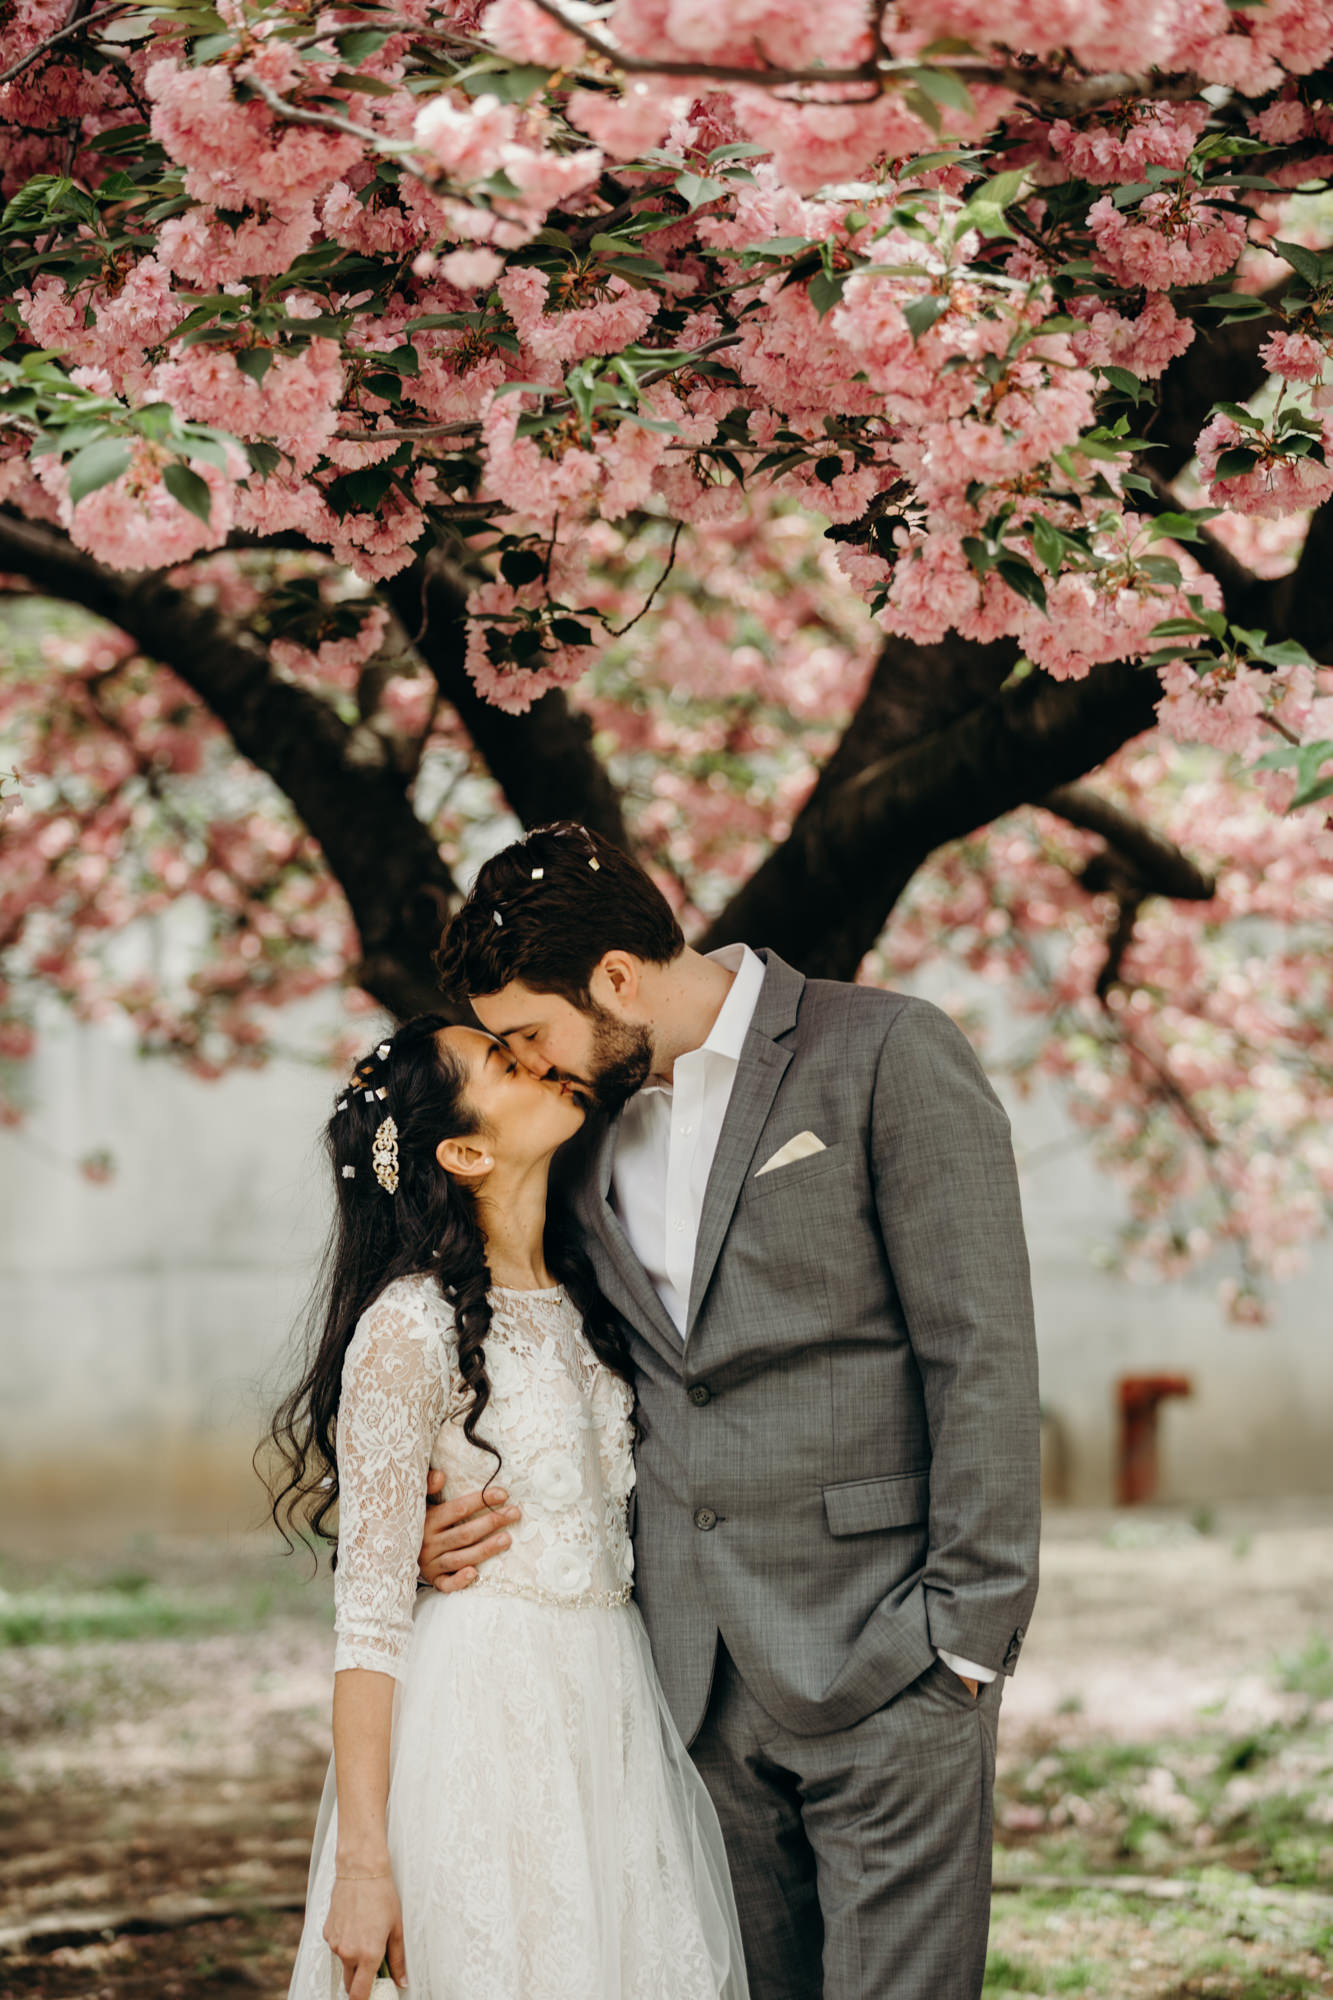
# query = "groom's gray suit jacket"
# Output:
<box><xmin>570</xmin><ymin>949</ymin><xmax>1041</xmax><ymax>1746</ymax></box>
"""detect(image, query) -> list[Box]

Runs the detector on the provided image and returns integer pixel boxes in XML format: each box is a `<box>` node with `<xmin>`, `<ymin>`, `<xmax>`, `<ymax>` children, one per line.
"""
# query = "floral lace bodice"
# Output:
<box><xmin>333</xmin><ymin>1272</ymin><xmax>635</xmax><ymax>1677</ymax></box>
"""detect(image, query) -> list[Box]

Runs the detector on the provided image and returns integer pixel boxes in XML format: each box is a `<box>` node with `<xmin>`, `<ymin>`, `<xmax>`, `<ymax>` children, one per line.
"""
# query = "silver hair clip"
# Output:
<box><xmin>342</xmin><ymin>1164</ymin><xmax>355</xmax><ymax>1178</ymax></box>
<box><xmin>588</xmin><ymin>857</ymin><xmax>600</xmax><ymax>871</ymax></box>
<box><xmin>377</xmin><ymin>1087</ymin><xmax>387</xmax><ymax>1100</ymax></box>
<box><xmin>531</xmin><ymin>867</ymin><xmax>544</xmax><ymax>880</ymax></box>
<box><xmin>364</xmin><ymin>1090</ymin><xmax>377</xmax><ymax>1103</ymax></box>
<box><xmin>377</xmin><ymin>1042</ymin><xmax>391</xmax><ymax>1059</ymax></box>
<box><xmin>337</xmin><ymin>1098</ymin><xmax>348</xmax><ymax>1112</ymax></box>
<box><xmin>372</xmin><ymin>1115</ymin><xmax>400</xmax><ymax>1194</ymax></box>
<box><xmin>493</xmin><ymin>909</ymin><xmax>504</xmax><ymax>926</ymax></box>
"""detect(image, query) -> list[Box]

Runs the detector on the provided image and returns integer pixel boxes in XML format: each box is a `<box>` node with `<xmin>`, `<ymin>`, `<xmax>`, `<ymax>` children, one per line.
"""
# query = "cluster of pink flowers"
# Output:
<box><xmin>496</xmin><ymin>267</ymin><xmax>659</xmax><ymax>362</ymax></box>
<box><xmin>1048</xmin><ymin>103</ymin><xmax>1210</xmax><ymax>184</ymax></box>
<box><xmin>1088</xmin><ymin>191</ymin><xmax>1250</xmax><ymax>289</ymax></box>
<box><xmin>1196</xmin><ymin>412</ymin><xmax>1333</xmax><ymax>518</ymax></box>
<box><xmin>1258</xmin><ymin>330</ymin><xmax>1328</xmax><ymax>385</ymax></box>
<box><xmin>1067</xmin><ymin>292</ymin><xmax>1195</xmax><ymax>381</ymax></box>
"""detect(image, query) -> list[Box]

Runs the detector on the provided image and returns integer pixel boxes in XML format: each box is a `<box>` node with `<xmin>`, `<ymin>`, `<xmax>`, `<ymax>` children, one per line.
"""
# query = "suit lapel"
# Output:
<box><xmin>583</xmin><ymin>1116</ymin><xmax>684</xmax><ymax>1367</ymax></box>
<box><xmin>684</xmin><ymin>950</ymin><xmax>805</xmax><ymax>1339</ymax></box>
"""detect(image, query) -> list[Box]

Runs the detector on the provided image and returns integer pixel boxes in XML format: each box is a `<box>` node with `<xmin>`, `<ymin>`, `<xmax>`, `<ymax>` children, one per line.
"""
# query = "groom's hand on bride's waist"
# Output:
<box><xmin>417</xmin><ymin>1470</ymin><xmax>521</xmax><ymax>1592</ymax></box>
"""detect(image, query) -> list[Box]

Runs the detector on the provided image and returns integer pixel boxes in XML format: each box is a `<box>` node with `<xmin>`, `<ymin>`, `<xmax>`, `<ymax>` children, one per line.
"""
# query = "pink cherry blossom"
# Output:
<box><xmin>1088</xmin><ymin>191</ymin><xmax>1249</xmax><ymax>289</ymax></box>
<box><xmin>497</xmin><ymin>266</ymin><xmax>658</xmax><ymax>361</ymax></box>
<box><xmin>1196</xmin><ymin>413</ymin><xmax>1333</xmax><ymax>517</ymax></box>
<box><xmin>1068</xmin><ymin>292</ymin><xmax>1196</xmax><ymax>381</ymax></box>
<box><xmin>1259</xmin><ymin>330</ymin><xmax>1328</xmax><ymax>384</ymax></box>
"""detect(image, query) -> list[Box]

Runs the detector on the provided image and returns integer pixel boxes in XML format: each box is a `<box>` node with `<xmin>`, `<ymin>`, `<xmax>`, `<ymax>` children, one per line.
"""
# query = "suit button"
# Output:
<box><xmin>689</xmin><ymin>1384</ymin><xmax>712</xmax><ymax>1406</ymax></box>
<box><xmin>693</xmin><ymin>1506</ymin><xmax>718</xmax><ymax>1531</ymax></box>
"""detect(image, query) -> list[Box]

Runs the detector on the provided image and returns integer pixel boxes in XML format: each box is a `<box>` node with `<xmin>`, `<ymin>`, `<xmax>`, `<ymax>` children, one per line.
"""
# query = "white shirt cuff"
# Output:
<box><xmin>936</xmin><ymin>1647</ymin><xmax>997</xmax><ymax>1684</ymax></box>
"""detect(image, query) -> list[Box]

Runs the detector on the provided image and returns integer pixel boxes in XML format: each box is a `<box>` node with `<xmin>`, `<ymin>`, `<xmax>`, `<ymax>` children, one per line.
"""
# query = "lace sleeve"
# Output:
<box><xmin>333</xmin><ymin>1279</ymin><xmax>451</xmax><ymax>1679</ymax></box>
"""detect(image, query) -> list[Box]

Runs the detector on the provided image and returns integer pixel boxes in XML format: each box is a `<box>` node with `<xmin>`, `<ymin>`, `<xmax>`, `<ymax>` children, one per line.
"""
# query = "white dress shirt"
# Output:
<box><xmin>611</xmin><ymin>942</ymin><xmax>766</xmax><ymax>1335</ymax></box>
<box><xmin>608</xmin><ymin>941</ymin><xmax>994</xmax><ymax>1687</ymax></box>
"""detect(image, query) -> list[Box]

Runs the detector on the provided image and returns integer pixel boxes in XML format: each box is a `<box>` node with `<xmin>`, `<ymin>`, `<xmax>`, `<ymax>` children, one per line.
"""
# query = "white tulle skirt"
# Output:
<box><xmin>288</xmin><ymin>1588</ymin><xmax>748</xmax><ymax>2000</ymax></box>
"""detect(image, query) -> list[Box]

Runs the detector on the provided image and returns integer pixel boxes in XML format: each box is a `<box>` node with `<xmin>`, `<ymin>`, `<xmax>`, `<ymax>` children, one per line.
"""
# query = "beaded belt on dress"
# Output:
<box><xmin>473</xmin><ymin>1572</ymin><xmax>632</xmax><ymax>1611</ymax></box>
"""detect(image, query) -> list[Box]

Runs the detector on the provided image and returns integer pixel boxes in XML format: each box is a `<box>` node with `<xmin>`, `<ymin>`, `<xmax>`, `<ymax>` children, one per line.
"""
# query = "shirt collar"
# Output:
<box><xmin>698</xmin><ymin>942</ymin><xmax>766</xmax><ymax>1063</ymax></box>
<box><xmin>636</xmin><ymin>942</ymin><xmax>766</xmax><ymax>1097</ymax></box>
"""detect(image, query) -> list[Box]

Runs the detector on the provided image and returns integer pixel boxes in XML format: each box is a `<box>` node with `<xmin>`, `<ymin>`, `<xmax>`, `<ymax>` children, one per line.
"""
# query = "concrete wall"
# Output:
<box><xmin>3</xmin><ymin>996</ymin><xmax>1330</xmax><ymax>1541</ymax></box>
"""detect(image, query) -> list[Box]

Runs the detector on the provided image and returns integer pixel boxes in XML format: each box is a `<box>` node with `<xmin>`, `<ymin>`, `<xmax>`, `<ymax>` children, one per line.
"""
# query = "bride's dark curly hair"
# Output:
<box><xmin>262</xmin><ymin>1012</ymin><xmax>635</xmax><ymax>1550</ymax></box>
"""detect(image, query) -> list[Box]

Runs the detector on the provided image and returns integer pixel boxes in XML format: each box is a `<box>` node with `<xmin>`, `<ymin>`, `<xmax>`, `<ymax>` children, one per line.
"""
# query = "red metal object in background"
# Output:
<box><xmin>1117</xmin><ymin>1375</ymin><xmax>1193</xmax><ymax>1505</ymax></box>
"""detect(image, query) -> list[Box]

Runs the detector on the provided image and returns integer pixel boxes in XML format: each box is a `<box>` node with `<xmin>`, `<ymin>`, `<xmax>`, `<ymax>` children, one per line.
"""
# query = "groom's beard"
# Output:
<box><xmin>584</xmin><ymin>1008</ymin><xmax>654</xmax><ymax>1116</ymax></box>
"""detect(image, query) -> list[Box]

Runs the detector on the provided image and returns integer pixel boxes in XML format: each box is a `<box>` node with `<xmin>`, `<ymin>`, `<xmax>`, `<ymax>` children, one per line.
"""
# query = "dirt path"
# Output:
<box><xmin>2</xmin><ymin>1503</ymin><xmax>1330</xmax><ymax>1999</ymax></box>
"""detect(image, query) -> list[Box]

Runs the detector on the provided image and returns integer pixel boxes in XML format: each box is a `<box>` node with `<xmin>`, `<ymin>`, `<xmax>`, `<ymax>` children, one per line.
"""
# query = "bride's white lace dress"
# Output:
<box><xmin>288</xmin><ymin>1272</ymin><xmax>747</xmax><ymax>2000</ymax></box>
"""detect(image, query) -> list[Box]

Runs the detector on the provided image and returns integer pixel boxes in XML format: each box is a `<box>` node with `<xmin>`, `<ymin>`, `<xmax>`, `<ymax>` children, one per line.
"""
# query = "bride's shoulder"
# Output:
<box><xmin>349</xmin><ymin>1271</ymin><xmax>457</xmax><ymax>1362</ymax></box>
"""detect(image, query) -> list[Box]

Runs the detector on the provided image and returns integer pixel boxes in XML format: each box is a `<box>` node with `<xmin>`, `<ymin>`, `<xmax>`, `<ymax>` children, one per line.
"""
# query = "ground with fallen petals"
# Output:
<box><xmin>2</xmin><ymin>1503</ymin><xmax>1331</xmax><ymax>2000</ymax></box>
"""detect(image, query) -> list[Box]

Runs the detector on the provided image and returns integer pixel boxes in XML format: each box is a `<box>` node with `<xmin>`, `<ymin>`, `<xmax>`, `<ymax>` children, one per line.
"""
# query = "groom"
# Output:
<box><xmin>421</xmin><ymin>822</ymin><xmax>1041</xmax><ymax>2000</ymax></box>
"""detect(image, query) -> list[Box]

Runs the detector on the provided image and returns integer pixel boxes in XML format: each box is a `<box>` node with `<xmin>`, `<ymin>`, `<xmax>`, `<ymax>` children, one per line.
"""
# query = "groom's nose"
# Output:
<box><xmin>512</xmin><ymin>1045</ymin><xmax>551</xmax><ymax>1079</ymax></box>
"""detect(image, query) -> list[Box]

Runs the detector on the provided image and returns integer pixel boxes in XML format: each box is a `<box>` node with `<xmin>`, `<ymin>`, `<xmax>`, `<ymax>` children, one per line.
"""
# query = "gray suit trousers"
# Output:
<box><xmin>690</xmin><ymin>1643</ymin><xmax>1001</xmax><ymax>2000</ymax></box>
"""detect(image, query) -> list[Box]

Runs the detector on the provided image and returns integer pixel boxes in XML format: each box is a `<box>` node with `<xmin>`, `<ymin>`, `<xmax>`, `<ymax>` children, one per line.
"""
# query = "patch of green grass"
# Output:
<box><xmin>1274</xmin><ymin>1634</ymin><xmax>1333</xmax><ymax>1704</ymax></box>
<box><xmin>1048</xmin><ymin>1958</ymin><xmax>1106</xmax><ymax>1993</ymax></box>
<box><xmin>984</xmin><ymin>1950</ymin><xmax>1046</xmax><ymax>1993</ymax></box>
<box><xmin>0</xmin><ymin>1582</ymin><xmax>284</xmax><ymax>1647</ymax></box>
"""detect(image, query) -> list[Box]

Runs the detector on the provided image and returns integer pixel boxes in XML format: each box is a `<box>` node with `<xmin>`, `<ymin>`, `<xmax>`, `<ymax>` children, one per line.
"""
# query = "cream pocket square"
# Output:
<box><xmin>755</xmin><ymin>1130</ymin><xmax>826</xmax><ymax>1178</ymax></box>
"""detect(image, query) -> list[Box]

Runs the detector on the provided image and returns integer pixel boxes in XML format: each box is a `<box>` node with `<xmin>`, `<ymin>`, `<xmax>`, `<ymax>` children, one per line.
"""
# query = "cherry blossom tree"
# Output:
<box><xmin>1</xmin><ymin>0</ymin><xmax>1332</xmax><ymax>1308</ymax></box>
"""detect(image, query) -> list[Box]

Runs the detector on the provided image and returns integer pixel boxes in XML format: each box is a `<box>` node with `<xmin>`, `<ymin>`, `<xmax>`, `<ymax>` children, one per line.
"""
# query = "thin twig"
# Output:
<box><xmin>0</xmin><ymin>2</ymin><xmax>127</xmax><ymax>86</ymax></box>
<box><xmin>604</xmin><ymin>519</ymin><xmax>683</xmax><ymax>635</ymax></box>
<box><xmin>521</xmin><ymin>0</ymin><xmax>1198</xmax><ymax>111</ymax></box>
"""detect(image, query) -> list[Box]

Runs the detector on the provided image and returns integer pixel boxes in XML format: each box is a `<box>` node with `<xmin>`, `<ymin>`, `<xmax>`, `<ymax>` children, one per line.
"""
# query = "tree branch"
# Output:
<box><xmin>0</xmin><ymin>510</ymin><xmax>455</xmax><ymax>1019</ymax></box>
<box><xmin>380</xmin><ymin>556</ymin><xmax>631</xmax><ymax>849</ymax></box>
<box><xmin>701</xmin><ymin>655</ymin><xmax>1163</xmax><ymax>973</ymax></box>
<box><xmin>1039</xmin><ymin>782</ymin><xmax>1215</xmax><ymax>901</ymax></box>
<box><xmin>523</xmin><ymin>0</ymin><xmax>1198</xmax><ymax>109</ymax></box>
<box><xmin>1272</xmin><ymin>495</ymin><xmax>1333</xmax><ymax>663</ymax></box>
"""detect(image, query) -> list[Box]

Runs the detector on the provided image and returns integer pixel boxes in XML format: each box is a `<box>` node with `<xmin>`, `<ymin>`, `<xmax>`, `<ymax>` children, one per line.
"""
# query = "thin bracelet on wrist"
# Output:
<box><xmin>335</xmin><ymin>1867</ymin><xmax>392</xmax><ymax>1881</ymax></box>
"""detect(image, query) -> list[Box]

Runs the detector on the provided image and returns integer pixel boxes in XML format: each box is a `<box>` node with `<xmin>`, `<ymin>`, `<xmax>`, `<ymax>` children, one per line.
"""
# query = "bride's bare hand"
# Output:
<box><xmin>324</xmin><ymin>1875</ymin><xmax>406</xmax><ymax>2000</ymax></box>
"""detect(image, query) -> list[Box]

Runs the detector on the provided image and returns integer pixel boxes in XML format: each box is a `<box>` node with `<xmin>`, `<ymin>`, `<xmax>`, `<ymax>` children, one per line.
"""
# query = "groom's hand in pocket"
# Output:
<box><xmin>417</xmin><ymin>1469</ymin><xmax>520</xmax><ymax>1591</ymax></box>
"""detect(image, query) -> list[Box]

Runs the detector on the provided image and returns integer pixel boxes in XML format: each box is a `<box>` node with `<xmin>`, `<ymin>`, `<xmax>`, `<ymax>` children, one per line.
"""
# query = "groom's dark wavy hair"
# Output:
<box><xmin>435</xmin><ymin>822</ymin><xmax>684</xmax><ymax>1008</ymax></box>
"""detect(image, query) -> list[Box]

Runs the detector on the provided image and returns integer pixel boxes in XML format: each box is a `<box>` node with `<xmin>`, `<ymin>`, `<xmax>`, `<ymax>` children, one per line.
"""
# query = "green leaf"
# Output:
<box><xmin>1214</xmin><ymin>400</ymin><xmax>1264</xmax><ymax>431</ymax></box>
<box><xmin>65</xmin><ymin>436</ymin><xmax>131</xmax><ymax>505</ymax></box>
<box><xmin>995</xmin><ymin>556</ymin><xmax>1048</xmax><ymax>611</ymax></box>
<box><xmin>907</xmin><ymin>66</ymin><xmax>974</xmax><ymax>115</ymax></box>
<box><xmin>1272</xmin><ymin>238</ymin><xmax>1322</xmax><ymax>286</ymax></box>
<box><xmin>1146</xmin><ymin>511</ymin><xmax>1210</xmax><ymax>542</ymax></box>
<box><xmin>1292</xmin><ymin>772</ymin><xmax>1333</xmax><ymax>809</ymax></box>
<box><xmin>235</xmin><ymin>347</ymin><xmax>274</xmax><ymax>385</ymax></box>
<box><xmin>189</xmin><ymin>30</ymin><xmax>237</xmax><ymax>59</ymax></box>
<box><xmin>550</xmin><ymin>618</ymin><xmax>594</xmax><ymax>647</ymax></box>
<box><xmin>708</xmin><ymin>141</ymin><xmax>768</xmax><ymax>162</ymax></box>
<box><xmin>336</xmin><ymin>28</ymin><xmax>390</xmax><ymax>58</ymax></box>
<box><xmin>903</xmin><ymin>293</ymin><xmax>949</xmax><ymax>341</ymax></box>
<box><xmin>329</xmin><ymin>70</ymin><xmax>399</xmax><ymax>95</ymax></box>
<box><xmin>455</xmin><ymin>63</ymin><xmax>552</xmax><ymax>103</ymax></box>
<box><xmin>500</xmin><ymin>548</ymin><xmax>545</xmax><ymax>587</ymax></box>
<box><xmin>960</xmin><ymin>535</ymin><xmax>993</xmax><ymax>576</ymax></box>
<box><xmin>1029</xmin><ymin>516</ymin><xmax>1066</xmax><ymax>573</ymax></box>
<box><xmin>1213</xmin><ymin>446</ymin><xmax>1260</xmax><ymax>479</ymax></box>
<box><xmin>162</xmin><ymin>458</ymin><xmax>213</xmax><ymax>523</ymax></box>
<box><xmin>674</xmin><ymin>172</ymin><xmax>727</xmax><ymax>210</ymax></box>
<box><xmin>807</xmin><ymin>269</ymin><xmax>846</xmax><ymax>319</ymax></box>
<box><xmin>956</xmin><ymin>167</ymin><xmax>1027</xmax><ymax>241</ymax></box>
<box><xmin>1101</xmin><ymin>365</ymin><xmax>1148</xmax><ymax>399</ymax></box>
<box><xmin>245</xmin><ymin>440</ymin><xmax>281</xmax><ymax>478</ymax></box>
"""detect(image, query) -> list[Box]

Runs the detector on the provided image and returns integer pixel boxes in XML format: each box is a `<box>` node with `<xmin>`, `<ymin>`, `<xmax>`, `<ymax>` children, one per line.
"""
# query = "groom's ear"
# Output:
<box><xmin>591</xmin><ymin>951</ymin><xmax>641</xmax><ymax>1011</ymax></box>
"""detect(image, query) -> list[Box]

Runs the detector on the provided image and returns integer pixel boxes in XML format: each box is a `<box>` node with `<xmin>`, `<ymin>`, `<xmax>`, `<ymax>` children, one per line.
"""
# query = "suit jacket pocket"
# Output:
<box><xmin>822</xmin><ymin>1469</ymin><xmax>929</xmax><ymax>1536</ymax></box>
<box><xmin>745</xmin><ymin>1141</ymin><xmax>849</xmax><ymax>1201</ymax></box>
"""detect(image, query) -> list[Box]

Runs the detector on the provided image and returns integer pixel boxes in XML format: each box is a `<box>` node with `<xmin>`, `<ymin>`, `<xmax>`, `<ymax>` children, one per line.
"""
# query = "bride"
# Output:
<box><xmin>267</xmin><ymin>1012</ymin><xmax>747</xmax><ymax>2000</ymax></box>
